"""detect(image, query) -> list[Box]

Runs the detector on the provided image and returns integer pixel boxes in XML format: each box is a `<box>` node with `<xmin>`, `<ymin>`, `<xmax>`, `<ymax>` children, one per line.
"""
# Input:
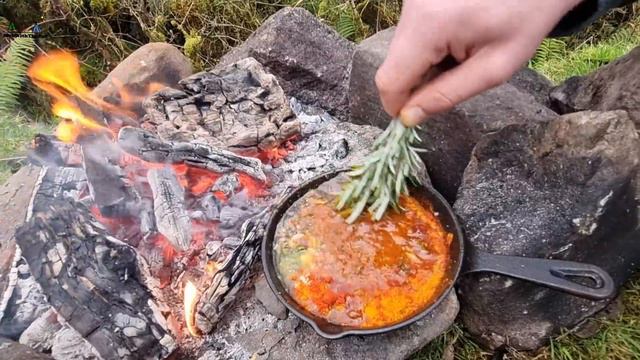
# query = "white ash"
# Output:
<box><xmin>19</xmin><ymin>308</ymin><xmax>61</xmax><ymax>353</ymax></box>
<box><xmin>0</xmin><ymin>258</ymin><xmax>49</xmax><ymax>339</ymax></box>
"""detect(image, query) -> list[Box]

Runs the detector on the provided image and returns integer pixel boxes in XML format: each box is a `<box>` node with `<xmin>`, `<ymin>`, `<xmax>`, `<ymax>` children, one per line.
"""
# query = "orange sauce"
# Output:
<box><xmin>274</xmin><ymin>184</ymin><xmax>453</xmax><ymax>328</ymax></box>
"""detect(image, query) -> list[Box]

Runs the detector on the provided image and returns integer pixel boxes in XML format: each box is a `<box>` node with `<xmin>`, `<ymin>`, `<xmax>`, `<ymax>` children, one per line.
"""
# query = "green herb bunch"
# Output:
<box><xmin>337</xmin><ymin>119</ymin><xmax>425</xmax><ymax>223</ymax></box>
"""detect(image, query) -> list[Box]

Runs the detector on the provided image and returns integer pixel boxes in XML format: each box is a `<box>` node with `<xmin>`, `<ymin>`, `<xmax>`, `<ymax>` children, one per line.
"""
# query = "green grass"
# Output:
<box><xmin>530</xmin><ymin>20</ymin><xmax>640</xmax><ymax>83</ymax></box>
<box><xmin>412</xmin><ymin>324</ymin><xmax>490</xmax><ymax>360</ymax></box>
<box><xmin>535</xmin><ymin>276</ymin><xmax>640</xmax><ymax>360</ymax></box>
<box><xmin>412</xmin><ymin>277</ymin><xmax>640</xmax><ymax>360</ymax></box>
<box><xmin>0</xmin><ymin>113</ymin><xmax>51</xmax><ymax>183</ymax></box>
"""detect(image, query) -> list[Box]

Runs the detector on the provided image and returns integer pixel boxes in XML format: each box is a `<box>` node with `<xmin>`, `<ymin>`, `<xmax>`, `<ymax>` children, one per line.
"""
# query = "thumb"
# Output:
<box><xmin>399</xmin><ymin>47</ymin><xmax>521</xmax><ymax>126</ymax></box>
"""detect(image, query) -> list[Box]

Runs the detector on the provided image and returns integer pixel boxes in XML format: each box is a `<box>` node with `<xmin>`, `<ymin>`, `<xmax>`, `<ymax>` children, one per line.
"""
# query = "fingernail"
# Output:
<box><xmin>400</xmin><ymin>107</ymin><xmax>426</xmax><ymax>127</ymax></box>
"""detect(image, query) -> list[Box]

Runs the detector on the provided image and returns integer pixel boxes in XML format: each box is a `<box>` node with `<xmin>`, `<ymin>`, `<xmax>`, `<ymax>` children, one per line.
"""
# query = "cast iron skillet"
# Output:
<box><xmin>262</xmin><ymin>170</ymin><xmax>616</xmax><ymax>339</ymax></box>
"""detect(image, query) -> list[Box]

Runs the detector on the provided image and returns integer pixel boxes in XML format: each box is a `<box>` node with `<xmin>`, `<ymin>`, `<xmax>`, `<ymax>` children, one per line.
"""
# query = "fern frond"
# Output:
<box><xmin>530</xmin><ymin>38</ymin><xmax>567</xmax><ymax>67</ymax></box>
<box><xmin>336</xmin><ymin>7</ymin><xmax>357</xmax><ymax>40</ymax></box>
<box><xmin>0</xmin><ymin>38</ymin><xmax>36</xmax><ymax>113</ymax></box>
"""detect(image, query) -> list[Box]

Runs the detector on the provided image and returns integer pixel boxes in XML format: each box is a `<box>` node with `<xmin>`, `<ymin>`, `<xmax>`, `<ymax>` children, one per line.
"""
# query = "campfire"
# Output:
<box><xmin>6</xmin><ymin>48</ymin><xmax>379</xmax><ymax>359</ymax></box>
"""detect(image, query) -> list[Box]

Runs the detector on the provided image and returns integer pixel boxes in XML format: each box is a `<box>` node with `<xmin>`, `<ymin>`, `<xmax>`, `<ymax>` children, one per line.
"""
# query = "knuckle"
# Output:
<box><xmin>430</xmin><ymin>88</ymin><xmax>456</xmax><ymax>111</ymax></box>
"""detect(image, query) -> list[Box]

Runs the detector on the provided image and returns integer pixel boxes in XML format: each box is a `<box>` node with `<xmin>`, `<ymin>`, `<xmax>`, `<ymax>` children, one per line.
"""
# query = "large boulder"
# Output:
<box><xmin>454</xmin><ymin>110</ymin><xmax>640</xmax><ymax>350</ymax></box>
<box><xmin>348</xmin><ymin>27</ymin><xmax>396</xmax><ymax>126</ymax></box>
<box><xmin>550</xmin><ymin>46</ymin><xmax>640</xmax><ymax>125</ymax></box>
<box><xmin>217</xmin><ymin>7</ymin><xmax>354</xmax><ymax>120</ymax></box>
<box><xmin>507</xmin><ymin>67</ymin><xmax>554</xmax><ymax>108</ymax></box>
<box><xmin>92</xmin><ymin>43</ymin><xmax>193</xmax><ymax>104</ymax></box>
<box><xmin>349</xmin><ymin>28</ymin><xmax>556</xmax><ymax>201</ymax></box>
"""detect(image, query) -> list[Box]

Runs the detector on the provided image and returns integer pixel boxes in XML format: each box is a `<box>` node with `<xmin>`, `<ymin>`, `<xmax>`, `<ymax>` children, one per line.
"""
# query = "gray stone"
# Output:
<box><xmin>201</xmin><ymin>279</ymin><xmax>459</xmax><ymax>360</ymax></box>
<box><xmin>218</xmin><ymin>7</ymin><xmax>355</xmax><ymax>120</ymax></box>
<box><xmin>454</xmin><ymin>110</ymin><xmax>640</xmax><ymax>350</ymax></box>
<box><xmin>508</xmin><ymin>67</ymin><xmax>554</xmax><ymax>108</ymax></box>
<box><xmin>348</xmin><ymin>27</ymin><xmax>396</xmax><ymax>128</ymax></box>
<box><xmin>550</xmin><ymin>46</ymin><xmax>640</xmax><ymax>125</ymax></box>
<box><xmin>348</xmin><ymin>28</ymin><xmax>556</xmax><ymax>201</ymax></box>
<box><xmin>92</xmin><ymin>42</ymin><xmax>193</xmax><ymax>105</ymax></box>
<box><xmin>254</xmin><ymin>274</ymin><xmax>287</xmax><ymax>320</ymax></box>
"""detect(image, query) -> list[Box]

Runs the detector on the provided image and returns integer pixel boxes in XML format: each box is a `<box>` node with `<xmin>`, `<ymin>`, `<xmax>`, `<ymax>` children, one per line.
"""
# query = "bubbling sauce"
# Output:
<box><xmin>274</xmin><ymin>178</ymin><xmax>453</xmax><ymax>328</ymax></box>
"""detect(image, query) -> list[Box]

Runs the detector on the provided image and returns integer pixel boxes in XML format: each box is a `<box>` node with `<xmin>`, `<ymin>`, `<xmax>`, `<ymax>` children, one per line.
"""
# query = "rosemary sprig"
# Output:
<box><xmin>337</xmin><ymin>119</ymin><xmax>424</xmax><ymax>223</ymax></box>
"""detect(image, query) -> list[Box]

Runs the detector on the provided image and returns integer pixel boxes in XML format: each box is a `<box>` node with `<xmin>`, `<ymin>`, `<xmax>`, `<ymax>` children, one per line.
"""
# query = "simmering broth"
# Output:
<box><xmin>274</xmin><ymin>177</ymin><xmax>453</xmax><ymax>328</ymax></box>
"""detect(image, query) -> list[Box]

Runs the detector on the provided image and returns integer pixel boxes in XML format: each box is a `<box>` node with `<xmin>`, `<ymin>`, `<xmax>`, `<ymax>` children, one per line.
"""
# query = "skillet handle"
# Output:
<box><xmin>463</xmin><ymin>250</ymin><xmax>616</xmax><ymax>300</ymax></box>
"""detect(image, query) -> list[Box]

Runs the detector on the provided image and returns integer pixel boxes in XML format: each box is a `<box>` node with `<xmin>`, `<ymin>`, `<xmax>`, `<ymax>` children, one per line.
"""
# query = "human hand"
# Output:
<box><xmin>375</xmin><ymin>0</ymin><xmax>582</xmax><ymax>126</ymax></box>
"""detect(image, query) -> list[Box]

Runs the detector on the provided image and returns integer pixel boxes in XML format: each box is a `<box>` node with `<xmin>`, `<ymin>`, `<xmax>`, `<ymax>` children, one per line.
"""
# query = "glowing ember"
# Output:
<box><xmin>241</xmin><ymin>137</ymin><xmax>298</xmax><ymax>166</ymax></box>
<box><xmin>152</xmin><ymin>234</ymin><xmax>179</xmax><ymax>262</ymax></box>
<box><xmin>237</xmin><ymin>173</ymin><xmax>269</xmax><ymax>198</ymax></box>
<box><xmin>184</xmin><ymin>281</ymin><xmax>201</xmax><ymax>337</ymax></box>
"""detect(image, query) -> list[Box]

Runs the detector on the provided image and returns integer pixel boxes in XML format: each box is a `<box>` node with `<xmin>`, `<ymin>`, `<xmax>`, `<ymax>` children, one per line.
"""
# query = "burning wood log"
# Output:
<box><xmin>118</xmin><ymin>126</ymin><xmax>267</xmax><ymax>181</ymax></box>
<box><xmin>195</xmin><ymin>208</ymin><xmax>269</xmax><ymax>333</ymax></box>
<box><xmin>147</xmin><ymin>167</ymin><xmax>192</xmax><ymax>252</ymax></box>
<box><xmin>15</xmin><ymin>199</ymin><xmax>176</xmax><ymax>360</ymax></box>
<box><xmin>141</xmin><ymin>57</ymin><xmax>301</xmax><ymax>151</ymax></box>
<box><xmin>31</xmin><ymin>166</ymin><xmax>89</xmax><ymax>208</ymax></box>
<box><xmin>81</xmin><ymin>136</ymin><xmax>142</xmax><ymax>217</ymax></box>
<box><xmin>29</xmin><ymin>134</ymin><xmax>67</xmax><ymax>167</ymax></box>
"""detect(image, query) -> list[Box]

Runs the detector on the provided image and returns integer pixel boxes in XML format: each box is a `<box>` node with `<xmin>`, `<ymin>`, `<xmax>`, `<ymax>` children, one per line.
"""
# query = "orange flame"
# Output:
<box><xmin>55</xmin><ymin>119</ymin><xmax>81</xmax><ymax>143</ymax></box>
<box><xmin>26</xmin><ymin>50</ymin><xmax>144</xmax><ymax>143</ymax></box>
<box><xmin>184</xmin><ymin>281</ymin><xmax>201</xmax><ymax>337</ymax></box>
<box><xmin>111</xmin><ymin>77</ymin><xmax>167</xmax><ymax>108</ymax></box>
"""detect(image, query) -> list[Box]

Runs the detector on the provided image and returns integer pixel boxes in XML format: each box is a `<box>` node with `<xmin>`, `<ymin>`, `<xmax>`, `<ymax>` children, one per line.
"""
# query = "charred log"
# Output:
<box><xmin>81</xmin><ymin>136</ymin><xmax>141</xmax><ymax>217</ymax></box>
<box><xmin>29</xmin><ymin>134</ymin><xmax>63</xmax><ymax>167</ymax></box>
<box><xmin>118</xmin><ymin>126</ymin><xmax>266</xmax><ymax>181</ymax></box>
<box><xmin>189</xmin><ymin>193</ymin><xmax>221</xmax><ymax>222</ymax></box>
<box><xmin>0</xmin><ymin>337</ymin><xmax>52</xmax><ymax>360</ymax></box>
<box><xmin>51</xmin><ymin>325</ymin><xmax>100</xmax><ymax>360</ymax></box>
<box><xmin>0</xmin><ymin>166</ymin><xmax>49</xmax><ymax>339</ymax></box>
<box><xmin>0</xmin><ymin>166</ymin><xmax>42</xmax><ymax>327</ymax></box>
<box><xmin>18</xmin><ymin>308</ymin><xmax>61</xmax><ymax>352</ymax></box>
<box><xmin>147</xmin><ymin>167</ymin><xmax>192</xmax><ymax>252</ymax></box>
<box><xmin>15</xmin><ymin>200</ymin><xmax>175</xmax><ymax>360</ymax></box>
<box><xmin>195</xmin><ymin>208</ymin><xmax>269</xmax><ymax>333</ymax></box>
<box><xmin>29</xmin><ymin>134</ymin><xmax>84</xmax><ymax>168</ymax></box>
<box><xmin>31</xmin><ymin>166</ymin><xmax>89</xmax><ymax>210</ymax></box>
<box><xmin>141</xmin><ymin>57</ymin><xmax>300</xmax><ymax>151</ymax></box>
<box><xmin>211</xmin><ymin>173</ymin><xmax>240</xmax><ymax>197</ymax></box>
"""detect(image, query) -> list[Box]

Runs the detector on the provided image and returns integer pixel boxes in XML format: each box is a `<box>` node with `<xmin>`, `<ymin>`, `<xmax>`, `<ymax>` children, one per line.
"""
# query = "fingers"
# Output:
<box><xmin>375</xmin><ymin>21</ymin><xmax>446</xmax><ymax>117</ymax></box>
<box><xmin>399</xmin><ymin>47</ymin><xmax>521</xmax><ymax>126</ymax></box>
